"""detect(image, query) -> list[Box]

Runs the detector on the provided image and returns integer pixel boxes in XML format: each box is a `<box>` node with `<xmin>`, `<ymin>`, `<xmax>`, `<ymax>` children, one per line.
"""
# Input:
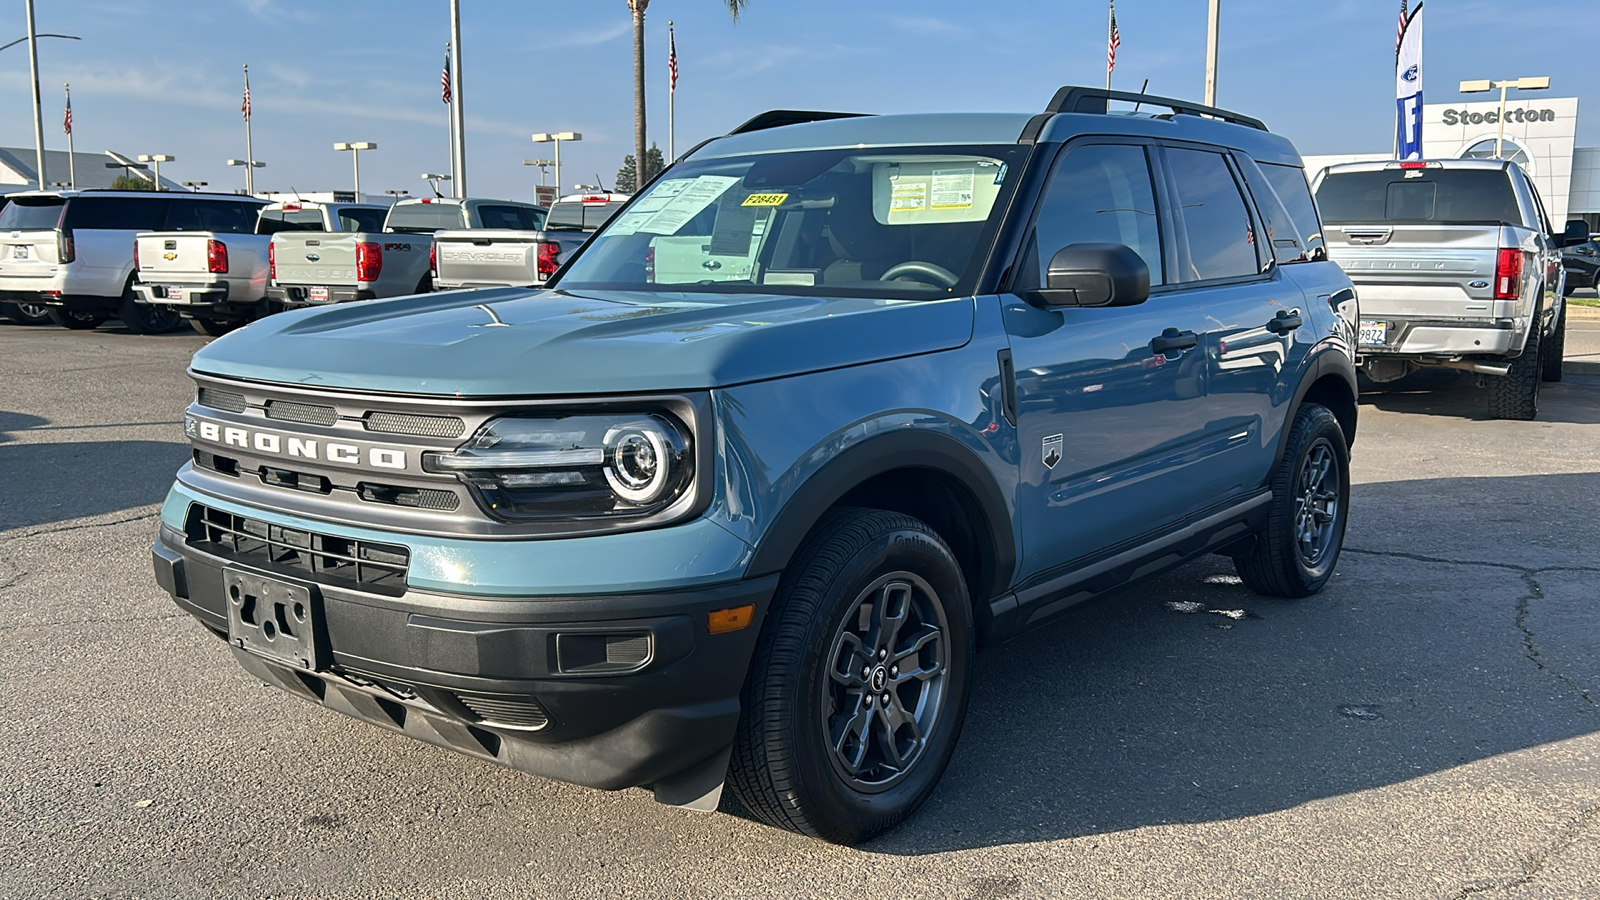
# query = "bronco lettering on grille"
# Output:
<box><xmin>190</xmin><ymin>418</ymin><xmax>406</xmax><ymax>469</ymax></box>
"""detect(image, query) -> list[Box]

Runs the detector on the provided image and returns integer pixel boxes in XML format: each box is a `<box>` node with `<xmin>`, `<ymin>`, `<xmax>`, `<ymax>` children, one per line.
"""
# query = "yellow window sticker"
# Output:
<box><xmin>742</xmin><ymin>192</ymin><xmax>789</xmax><ymax>207</ymax></box>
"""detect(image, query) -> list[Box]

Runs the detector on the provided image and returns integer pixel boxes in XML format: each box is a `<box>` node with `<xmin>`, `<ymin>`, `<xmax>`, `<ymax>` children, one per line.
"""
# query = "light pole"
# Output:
<box><xmin>334</xmin><ymin>142</ymin><xmax>377</xmax><ymax>199</ymax></box>
<box><xmin>449</xmin><ymin>0</ymin><xmax>466</xmax><ymax>197</ymax></box>
<box><xmin>137</xmin><ymin>154</ymin><xmax>174</xmax><ymax>190</ymax></box>
<box><xmin>226</xmin><ymin>158</ymin><xmax>265</xmax><ymax>194</ymax></box>
<box><xmin>530</xmin><ymin>133</ymin><xmax>581</xmax><ymax>200</ymax></box>
<box><xmin>182</xmin><ymin>181</ymin><xmax>208</xmax><ymax>192</ymax></box>
<box><xmin>1459</xmin><ymin>76</ymin><xmax>1551</xmax><ymax>160</ymax></box>
<box><xmin>421</xmin><ymin>173</ymin><xmax>452</xmax><ymax>198</ymax></box>
<box><xmin>1203</xmin><ymin>0</ymin><xmax>1221</xmax><ymax>107</ymax></box>
<box><xmin>523</xmin><ymin>159</ymin><xmax>554</xmax><ymax>186</ymax></box>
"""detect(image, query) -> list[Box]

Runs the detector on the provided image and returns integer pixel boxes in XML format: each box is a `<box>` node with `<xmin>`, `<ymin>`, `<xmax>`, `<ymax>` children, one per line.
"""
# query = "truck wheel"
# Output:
<box><xmin>1</xmin><ymin>302</ymin><xmax>52</xmax><ymax>326</ymax></box>
<box><xmin>1234</xmin><ymin>403</ymin><xmax>1349</xmax><ymax>599</ymax></box>
<box><xmin>189</xmin><ymin>316</ymin><xmax>238</xmax><ymax>337</ymax></box>
<box><xmin>45</xmin><ymin>308</ymin><xmax>108</xmax><ymax>330</ymax></box>
<box><xmin>1540</xmin><ymin>306</ymin><xmax>1566</xmax><ymax>383</ymax></box>
<box><xmin>117</xmin><ymin>288</ymin><xmax>181</xmax><ymax>335</ymax></box>
<box><xmin>1487</xmin><ymin>323</ymin><xmax>1542</xmax><ymax>420</ymax></box>
<box><xmin>728</xmin><ymin>508</ymin><xmax>974</xmax><ymax>844</ymax></box>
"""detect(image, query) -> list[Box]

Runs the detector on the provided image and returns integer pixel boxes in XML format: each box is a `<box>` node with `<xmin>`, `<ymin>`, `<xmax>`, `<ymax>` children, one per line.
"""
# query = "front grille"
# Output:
<box><xmin>197</xmin><ymin>388</ymin><xmax>247</xmax><ymax>413</ymax></box>
<box><xmin>454</xmin><ymin>693</ymin><xmax>551</xmax><ymax>731</ymax></box>
<box><xmin>194</xmin><ymin>449</ymin><xmax>239</xmax><ymax>476</ymax></box>
<box><xmin>364</xmin><ymin>411</ymin><xmax>465</xmax><ymax>439</ymax></box>
<box><xmin>186</xmin><ymin>503</ymin><xmax>409</xmax><ymax>594</ymax></box>
<box><xmin>357</xmin><ymin>482</ymin><xmax>460</xmax><ymax>511</ymax></box>
<box><xmin>264</xmin><ymin>399</ymin><xmax>338</xmax><ymax>427</ymax></box>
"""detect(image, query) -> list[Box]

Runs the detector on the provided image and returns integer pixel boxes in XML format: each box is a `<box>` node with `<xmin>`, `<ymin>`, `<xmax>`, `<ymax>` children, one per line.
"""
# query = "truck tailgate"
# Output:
<box><xmin>136</xmin><ymin>232</ymin><xmax>217</xmax><ymax>279</ymax></box>
<box><xmin>1327</xmin><ymin>223</ymin><xmax>1504</xmax><ymax>319</ymax></box>
<box><xmin>433</xmin><ymin>229</ymin><xmax>545</xmax><ymax>287</ymax></box>
<box><xmin>272</xmin><ymin>232</ymin><xmax>359</xmax><ymax>286</ymax></box>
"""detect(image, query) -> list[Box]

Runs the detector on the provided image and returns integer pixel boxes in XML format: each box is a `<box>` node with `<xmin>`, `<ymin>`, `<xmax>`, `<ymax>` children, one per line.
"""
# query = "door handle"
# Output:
<box><xmin>1150</xmin><ymin>328</ymin><xmax>1198</xmax><ymax>354</ymax></box>
<box><xmin>1266</xmin><ymin>309</ymin><xmax>1304</xmax><ymax>334</ymax></box>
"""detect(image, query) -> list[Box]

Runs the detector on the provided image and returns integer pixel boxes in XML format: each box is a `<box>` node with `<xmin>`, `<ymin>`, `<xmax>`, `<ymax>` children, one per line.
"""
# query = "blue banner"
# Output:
<box><xmin>1397</xmin><ymin>93</ymin><xmax>1423</xmax><ymax>160</ymax></box>
<box><xmin>1395</xmin><ymin>5</ymin><xmax>1424</xmax><ymax>159</ymax></box>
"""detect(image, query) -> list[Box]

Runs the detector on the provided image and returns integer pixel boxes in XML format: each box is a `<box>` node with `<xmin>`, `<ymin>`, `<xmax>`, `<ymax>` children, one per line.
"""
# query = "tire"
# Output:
<box><xmin>1541</xmin><ymin>305</ymin><xmax>1566</xmax><ymax>383</ymax></box>
<box><xmin>0</xmin><ymin>301</ymin><xmax>52</xmax><ymax>326</ymax></box>
<box><xmin>189</xmin><ymin>316</ymin><xmax>238</xmax><ymax>337</ymax></box>
<box><xmin>1234</xmin><ymin>403</ymin><xmax>1350</xmax><ymax>599</ymax></box>
<box><xmin>1487</xmin><ymin>321</ymin><xmax>1542</xmax><ymax>420</ymax></box>
<box><xmin>45</xmin><ymin>308</ymin><xmax>108</xmax><ymax>330</ymax></box>
<box><xmin>117</xmin><ymin>287</ymin><xmax>181</xmax><ymax>334</ymax></box>
<box><xmin>728</xmin><ymin>508</ymin><xmax>974</xmax><ymax>844</ymax></box>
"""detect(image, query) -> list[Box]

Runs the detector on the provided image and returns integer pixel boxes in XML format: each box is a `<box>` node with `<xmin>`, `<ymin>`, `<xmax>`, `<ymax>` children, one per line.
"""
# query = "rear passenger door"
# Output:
<box><xmin>1157</xmin><ymin>145</ymin><xmax>1309</xmax><ymax>498</ymax></box>
<box><xmin>1002</xmin><ymin>141</ymin><xmax>1218</xmax><ymax>582</ymax></box>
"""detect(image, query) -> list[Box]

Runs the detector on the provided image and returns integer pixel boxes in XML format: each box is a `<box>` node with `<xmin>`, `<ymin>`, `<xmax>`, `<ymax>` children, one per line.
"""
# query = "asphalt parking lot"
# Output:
<box><xmin>1</xmin><ymin>312</ymin><xmax>1597</xmax><ymax>900</ymax></box>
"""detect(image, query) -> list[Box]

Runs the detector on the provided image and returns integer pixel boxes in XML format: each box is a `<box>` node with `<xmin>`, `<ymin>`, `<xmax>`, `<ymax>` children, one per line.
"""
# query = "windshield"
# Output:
<box><xmin>555</xmin><ymin>145</ymin><xmax>1027</xmax><ymax>299</ymax></box>
<box><xmin>0</xmin><ymin>197</ymin><xmax>66</xmax><ymax>230</ymax></box>
<box><xmin>1316</xmin><ymin>168</ymin><xmax>1521</xmax><ymax>226</ymax></box>
<box><xmin>547</xmin><ymin>200</ymin><xmax>627</xmax><ymax>231</ymax></box>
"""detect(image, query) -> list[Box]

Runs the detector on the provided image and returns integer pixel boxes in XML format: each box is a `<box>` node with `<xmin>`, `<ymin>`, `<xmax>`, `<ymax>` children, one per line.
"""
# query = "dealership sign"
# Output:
<box><xmin>1439</xmin><ymin>107</ymin><xmax>1558</xmax><ymax>126</ymax></box>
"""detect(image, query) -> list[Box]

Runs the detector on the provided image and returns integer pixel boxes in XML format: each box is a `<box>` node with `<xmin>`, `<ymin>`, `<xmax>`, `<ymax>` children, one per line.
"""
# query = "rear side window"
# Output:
<box><xmin>338</xmin><ymin>208</ymin><xmax>386</xmax><ymax>232</ymax></box>
<box><xmin>477</xmin><ymin>204</ymin><xmax>546</xmax><ymax>230</ymax></box>
<box><xmin>62</xmin><ymin>196</ymin><xmax>171</xmax><ymax>231</ymax></box>
<box><xmin>548</xmin><ymin>201</ymin><xmax>627</xmax><ymax>230</ymax></box>
<box><xmin>0</xmin><ymin>197</ymin><xmax>66</xmax><ymax>230</ymax></box>
<box><xmin>384</xmin><ymin>203</ymin><xmax>466</xmax><ymax>233</ymax></box>
<box><xmin>1236</xmin><ymin>158</ymin><xmax>1306</xmax><ymax>266</ymax></box>
<box><xmin>165</xmin><ymin>200</ymin><xmax>262</xmax><ymax>233</ymax></box>
<box><xmin>1017</xmin><ymin>143</ymin><xmax>1164</xmax><ymax>290</ymax></box>
<box><xmin>1258</xmin><ymin>163</ymin><xmax>1325</xmax><ymax>260</ymax></box>
<box><xmin>1165</xmin><ymin>148</ymin><xmax>1262</xmax><ymax>281</ymax></box>
<box><xmin>1315</xmin><ymin>169</ymin><xmax>1521</xmax><ymax>225</ymax></box>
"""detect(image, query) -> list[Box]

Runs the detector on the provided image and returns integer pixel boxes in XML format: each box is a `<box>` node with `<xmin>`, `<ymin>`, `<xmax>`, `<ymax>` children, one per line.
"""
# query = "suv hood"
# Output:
<box><xmin>191</xmin><ymin>287</ymin><xmax>975</xmax><ymax>396</ymax></box>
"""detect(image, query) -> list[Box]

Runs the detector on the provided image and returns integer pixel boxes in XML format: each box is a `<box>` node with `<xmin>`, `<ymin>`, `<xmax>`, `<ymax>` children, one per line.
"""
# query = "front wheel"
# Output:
<box><xmin>728</xmin><ymin>508</ymin><xmax>974</xmax><ymax>844</ymax></box>
<box><xmin>1235</xmin><ymin>403</ymin><xmax>1350</xmax><ymax>598</ymax></box>
<box><xmin>45</xmin><ymin>308</ymin><xmax>108</xmax><ymax>330</ymax></box>
<box><xmin>1541</xmin><ymin>306</ymin><xmax>1566</xmax><ymax>383</ymax></box>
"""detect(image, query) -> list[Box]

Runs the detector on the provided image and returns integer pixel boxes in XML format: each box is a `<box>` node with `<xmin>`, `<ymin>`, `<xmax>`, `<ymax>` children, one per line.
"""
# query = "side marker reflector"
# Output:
<box><xmin>708</xmin><ymin>604</ymin><xmax>756</xmax><ymax>635</ymax></box>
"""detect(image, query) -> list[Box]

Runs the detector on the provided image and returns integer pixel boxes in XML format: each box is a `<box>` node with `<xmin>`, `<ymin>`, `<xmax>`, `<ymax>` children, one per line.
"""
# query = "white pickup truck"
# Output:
<box><xmin>134</xmin><ymin>201</ymin><xmax>388</xmax><ymax>336</ymax></box>
<box><xmin>431</xmin><ymin>192</ymin><xmax>628</xmax><ymax>289</ymax></box>
<box><xmin>269</xmin><ymin>197</ymin><xmax>545</xmax><ymax>307</ymax></box>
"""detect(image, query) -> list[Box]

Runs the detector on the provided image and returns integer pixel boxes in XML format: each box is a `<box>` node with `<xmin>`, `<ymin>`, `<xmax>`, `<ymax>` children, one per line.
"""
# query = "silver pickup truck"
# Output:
<box><xmin>432</xmin><ymin>193</ymin><xmax>631</xmax><ymax>289</ymax></box>
<box><xmin>134</xmin><ymin>201</ymin><xmax>388</xmax><ymax>335</ymax></box>
<box><xmin>1315</xmin><ymin>159</ymin><xmax>1584</xmax><ymax>420</ymax></box>
<box><xmin>269</xmin><ymin>198</ymin><xmax>546</xmax><ymax>307</ymax></box>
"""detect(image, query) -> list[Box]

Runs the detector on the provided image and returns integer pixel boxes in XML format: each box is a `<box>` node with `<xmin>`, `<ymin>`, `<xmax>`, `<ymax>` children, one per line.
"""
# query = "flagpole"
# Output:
<box><xmin>243</xmin><ymin>64</ymin><xmax>255</xmax><ymax>196</ymax></box>
<box><xmin>446</xmin><ymin>42</ymin><xmax>457</xmax><ymax>197</ymax></box>
<box><xmin>64</xmin><ymin>83</ymin><xmax>75</xmax><ymax>189</ymax></box>
<box><xmin>668</xmin><ymin>21</ymin><xmax>675</xmax><ymax>162</ymax></box>
<box><xmin>1106</xmin><ymin>3</ymin><xmax>1113</xmax><ymax>91</ymax></box>
<box><xmin>1204</xmin><ymin>0</ymin><xmax>1221</xmax><ymax>107</ymax></box>
<box><xmin>449</xmin><ymin>0</ymin><xmax>467</xmax><ymax>199</ymax></box>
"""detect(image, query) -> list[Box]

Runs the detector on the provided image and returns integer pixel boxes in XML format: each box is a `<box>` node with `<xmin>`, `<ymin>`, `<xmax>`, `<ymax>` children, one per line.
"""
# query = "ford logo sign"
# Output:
<box><xmin>305</xmin><ymin>253</ymin><xmax>320</xmax><ymax>262</ymax></box>
<box><xmin>1402</xmin><ymin>65</ymin><xmax>1419</xmax><ymax>83</ymax></box>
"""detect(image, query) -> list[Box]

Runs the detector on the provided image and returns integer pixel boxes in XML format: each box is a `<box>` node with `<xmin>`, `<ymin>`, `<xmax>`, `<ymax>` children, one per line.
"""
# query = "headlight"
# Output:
<box><xmin>424</xmin><ymin>414</ymin><xmax>693</xmax><ymax>523</ymax></box>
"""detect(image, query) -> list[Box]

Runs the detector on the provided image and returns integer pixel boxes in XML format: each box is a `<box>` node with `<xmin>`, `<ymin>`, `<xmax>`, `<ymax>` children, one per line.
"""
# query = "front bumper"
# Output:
<box><xmin>152</xmin><ymin>520</ymin><xmax>774</xmax><ymax>800</ymax></box>
<box><xmin>269</xmin><ymin>284</ymin><xmax>375</xmax><ymax>307</ymax></box>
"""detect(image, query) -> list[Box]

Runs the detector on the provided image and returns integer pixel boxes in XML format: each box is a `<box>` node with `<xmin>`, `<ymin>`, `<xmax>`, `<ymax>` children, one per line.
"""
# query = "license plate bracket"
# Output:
<box><xmin>308</xmin><ymin>286</ymin><xmax>330</xmax><ymax>302</ymax></box>
<box><xmin>165</xmin><ymin>285</ymin><xmax>189</xmax><ymax>304</ymax></box>
<box><xmin>14</xmin><ymin>245</ymin><xmax>29</xmax><ymax>260</ymax></box>
<box><xmin>1358</xmin><ymin>319</ymin><xmax>1388</xmax><ymax>346</ymax></box>
<box><xmin>224</xmin><ymin>568</ymin><xmax>323</xmax><ymax>670</ymax></box>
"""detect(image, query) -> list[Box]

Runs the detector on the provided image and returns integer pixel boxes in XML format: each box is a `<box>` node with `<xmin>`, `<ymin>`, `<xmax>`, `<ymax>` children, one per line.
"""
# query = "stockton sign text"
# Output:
<box><xmin>1440</xmin><ymin>107</ymin><xmax>1558</xmax><ymax>126</ymax></box>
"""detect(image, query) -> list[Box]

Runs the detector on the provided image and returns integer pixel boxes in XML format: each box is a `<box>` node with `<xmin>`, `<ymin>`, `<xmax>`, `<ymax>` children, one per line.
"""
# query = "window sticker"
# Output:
<box><xmin>607</xmin><ymin>175</ymin><xmax>740</xmax><ymax>236</ymax></box>
<box><xmin>890</xmin><ymin>182</ymin><xmax>928</xmax><ymax>212</ymax></box>
<box><xmin>931</xmin><ymin>168</ymin><xmax>975</xmax><ymax>210</ymax></box>
<box><xmin>741</xmin><ymin>192</ymin><xmax>789</xmax><ymax>207</ymax></box>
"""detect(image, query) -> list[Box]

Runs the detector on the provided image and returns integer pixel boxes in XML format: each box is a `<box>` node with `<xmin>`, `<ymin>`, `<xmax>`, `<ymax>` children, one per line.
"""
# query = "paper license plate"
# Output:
<box><xmin>1358</xmin><ymin>319</ymin><xmax>1387</xmax><ymax>345</ymax></box>
<box><xmin>164</xmin><ymin>286</ymin><xmax>189</xmax><ymax>304</ymax></box>
<box><xmin>13</xmin><ymin>245</ymin><xmax>29</xmax><ymax>259</ymax></box>
<box><xmin>308</xmin><ymin>286</ymin><xmax>330</xmax><ymax>302</ymax></box>
<box><xmin>224</xmin><ymin>569</ymin><xmax>323</xmax><ymax>670</ymax></box>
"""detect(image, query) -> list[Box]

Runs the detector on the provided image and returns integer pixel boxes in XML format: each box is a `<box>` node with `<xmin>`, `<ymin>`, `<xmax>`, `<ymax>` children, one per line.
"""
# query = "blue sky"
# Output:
<box><xmin>0</xmin><ymin>0</ymin><xmax>1593</xmax><ymax>200</ymax></box>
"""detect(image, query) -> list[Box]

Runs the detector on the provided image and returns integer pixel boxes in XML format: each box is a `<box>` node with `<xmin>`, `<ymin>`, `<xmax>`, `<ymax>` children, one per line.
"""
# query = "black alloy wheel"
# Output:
<box><xmin>1235</xmin><ymin>403</ymin><xmax>1350</xmax><ymax>598</ymax></box>
<box><xmin>45</xmin><ymin>307</ymin><xmax>107</xmax><ymax>330</ymax></box>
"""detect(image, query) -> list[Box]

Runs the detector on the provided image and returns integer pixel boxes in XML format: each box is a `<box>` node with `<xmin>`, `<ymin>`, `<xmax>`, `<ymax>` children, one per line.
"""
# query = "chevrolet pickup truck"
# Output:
<box><xmin>134</xmin><ymin>201</ymin><xmax>389</xmax><ymax>335</ymax></box>
<box><xmin>153</xmin><ymin>88</ymin><xmax>1358</xmax><ymax>844</ymax></box>
<box><xmin>1316</xmin><ymin>159</ymin><xmax>1583</xmax><ymax>419</ymax></box>
<box><xmin>269</xmin><ymin>198</ymin><xmax>546</xmax><ymax>307</ymax></box>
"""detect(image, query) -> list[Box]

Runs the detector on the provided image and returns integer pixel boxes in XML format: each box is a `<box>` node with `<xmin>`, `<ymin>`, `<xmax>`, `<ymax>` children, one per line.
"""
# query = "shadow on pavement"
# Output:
<box><xmin>1359</xmin><ymin>368</ymin><xmax>1600</xmax><ymax>425</ymax></box>
<box><xmin>0</xmin><ymin>436</ymin><xmax>188</xmax><ymax>530</ymax></box>
<box><xmin>847</xmin><ymin>473</ymin><xmax>1600</xmax><ymax>855</ymax></box>
<box><xmin>0</xmin><ymin>411</ymin><xmax>51</xmax><ymax>443</ymax></box>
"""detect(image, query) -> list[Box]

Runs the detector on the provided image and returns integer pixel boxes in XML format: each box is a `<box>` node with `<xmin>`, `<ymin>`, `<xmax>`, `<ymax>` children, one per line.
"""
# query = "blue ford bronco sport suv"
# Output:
<box><xmin>152</xmin><ymin>87</ymin><xmax>1358</xmax><ymax>844</ymax></box>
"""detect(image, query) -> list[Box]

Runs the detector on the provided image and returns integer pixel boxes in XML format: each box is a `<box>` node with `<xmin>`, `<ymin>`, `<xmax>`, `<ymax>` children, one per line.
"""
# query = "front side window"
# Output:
<box><xmin>557</xmin><ymin>145</ymin><xmax>1028</xmax><ymax>300</ymax></box>
<box><xmin>1165</xmin><ymin>148</ymin><xmax>1261</xmax><ymax>281</ymax></box>
<box><xmin>1016</xmin><ymin>143</ymin><xmax>1163</xmax><ymax>291</ymax></box>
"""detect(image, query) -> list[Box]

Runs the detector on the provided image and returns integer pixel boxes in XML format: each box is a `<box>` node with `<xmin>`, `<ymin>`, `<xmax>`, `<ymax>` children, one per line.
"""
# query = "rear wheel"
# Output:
<box><xmin>188</xmin><ymin>316</ymin><xmax>239</xmax><ymax>337</ymax></box>
<box><xmin>1</xmin><ymin>301</ymin><xmax>52</xmax><ymax>325</ymax></box>
<box><xmin>1235</xmin><ymin>403</ymin><xmax>1350</xmax><ymax>598</ymax></box>
<box><xmin>117</xmin><ymin>286</ymin><xmax>181</xmax><ymax>334</ymax></box>
<box><xmin>1488</xmin><ymin>322</ymin><xmax>1542</xmax><ymax>420</ymax></box>
<box><xmin>45</xmin><ymin>308</ymin><xmax>108</xmax><ymax>330</ymax></box>
<box><xmin>1541</xmin><ymin>305</ymin><xmax>1566</xmax><ymax>383</ymax></box>
<box><xmin>728</xmin><ymin>508</ymin><xmax>973</xmax><ymax>844</ymax></box>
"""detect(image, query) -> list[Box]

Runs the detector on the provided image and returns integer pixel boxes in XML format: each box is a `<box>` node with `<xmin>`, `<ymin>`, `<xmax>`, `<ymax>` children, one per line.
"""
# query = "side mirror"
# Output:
<box><xmin>1035</xmin><ymin>243</ymin><xmax>1151</xmax><ymax>308</ymax></box>
<box><xmin>1560</xmin><ymin>219</ymin><xmax>1589</xmax><ymax>248</ymax></box>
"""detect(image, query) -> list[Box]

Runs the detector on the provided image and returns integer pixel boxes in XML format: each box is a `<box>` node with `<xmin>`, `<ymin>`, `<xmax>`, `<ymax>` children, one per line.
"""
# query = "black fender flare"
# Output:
<box><xmin>745</xmin><ymin>429</ymin><xmax>1017</xmax><ymax>603</ymax></box>
<box><xmin>1275</xmin><ymin>342</ymin><xmax>1359</xmax><ymax>466</ymax></box>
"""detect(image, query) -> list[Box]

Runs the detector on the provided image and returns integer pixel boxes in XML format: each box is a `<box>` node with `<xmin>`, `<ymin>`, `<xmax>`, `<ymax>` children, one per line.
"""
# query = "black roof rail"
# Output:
<box><xmin>1029</xmin><ymin>86</ymin><xmax>1268</xmax><ymax>138</ymax></box>
<box><xmin>729</xmin><ymin>109</ymin><xmax>871</xmax><ymax>135</ymax></box>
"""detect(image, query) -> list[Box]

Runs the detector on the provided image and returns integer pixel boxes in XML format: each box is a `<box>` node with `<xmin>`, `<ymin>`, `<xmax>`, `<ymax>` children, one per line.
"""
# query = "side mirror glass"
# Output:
<box><xmin>1035</xmin><ymin>243</ymin><xmax>1151</xmax><ymax>308</ymax></box>
<box><xmin>1561</xmin><ymin>219</ymin><xmax>1590</xmax><ymax>248</ymax></box>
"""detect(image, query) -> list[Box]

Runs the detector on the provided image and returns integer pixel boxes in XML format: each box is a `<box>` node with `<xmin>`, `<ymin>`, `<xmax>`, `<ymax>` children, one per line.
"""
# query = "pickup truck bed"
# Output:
<box><xmin>432</xmin><ymin>229</ymin><xmax>588</xmax><ymax>289</ymax></box>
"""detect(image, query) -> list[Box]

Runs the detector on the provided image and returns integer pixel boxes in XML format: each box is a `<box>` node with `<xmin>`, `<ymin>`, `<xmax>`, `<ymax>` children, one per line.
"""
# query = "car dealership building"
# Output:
<box><xmin>1303</xmin><ymin>97</ymin><xmax>1600</xmax><ymax>229</ymax></box>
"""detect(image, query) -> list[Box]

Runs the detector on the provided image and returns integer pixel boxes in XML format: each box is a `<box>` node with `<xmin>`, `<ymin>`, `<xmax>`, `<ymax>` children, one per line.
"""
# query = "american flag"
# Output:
<box><xmin>62</xmin><ymin>86</ymin><xmax>72</xmax><ymax>135</ymax></box>
<box><xmin>1396</xmin><ymin>0</ymin><xmax>1408</xmax><ymax>55</ymax></box>
<box><xmin>441</xmin><ymin>47</ymin><xmax>453</xmax><ymax>104</ymax></box>
<box><xmin>242</xmin><ymin>68</ymin><xmax>252</xmax><ymax>121</ymax></box>
<box><xmin>668</xmin><ymin>24</ymin><xmax>679</xmax><ymax>93</ymax></box>
<box><xmin>1107</xmin><ymin>2</ymin><xmax>1121</xmax><ymax>75</ymax></box>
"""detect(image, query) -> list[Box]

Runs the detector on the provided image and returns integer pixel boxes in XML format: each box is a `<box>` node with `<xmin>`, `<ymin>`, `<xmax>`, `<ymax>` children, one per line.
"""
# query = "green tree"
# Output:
<box><xmin>615</xmin><ymin>143</ymin><xmax>666</xmax><ymax>194</ymax></box>
<box><xmin>627</xmin><ymin>1</ymin><xmax>749</xmax><ymax>183</ymax></box>
<box><xmin>109</xmin><ymin>174</ymin><xmax>156</xmax><ymax>191</ymax></box>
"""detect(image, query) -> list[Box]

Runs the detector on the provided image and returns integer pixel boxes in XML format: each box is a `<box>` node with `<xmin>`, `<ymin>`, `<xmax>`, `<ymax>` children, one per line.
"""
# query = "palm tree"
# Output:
<box><xmin>628</xmin><ymin>1</ymin><xmax>748</xmax><ymax>188</ymax></box>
